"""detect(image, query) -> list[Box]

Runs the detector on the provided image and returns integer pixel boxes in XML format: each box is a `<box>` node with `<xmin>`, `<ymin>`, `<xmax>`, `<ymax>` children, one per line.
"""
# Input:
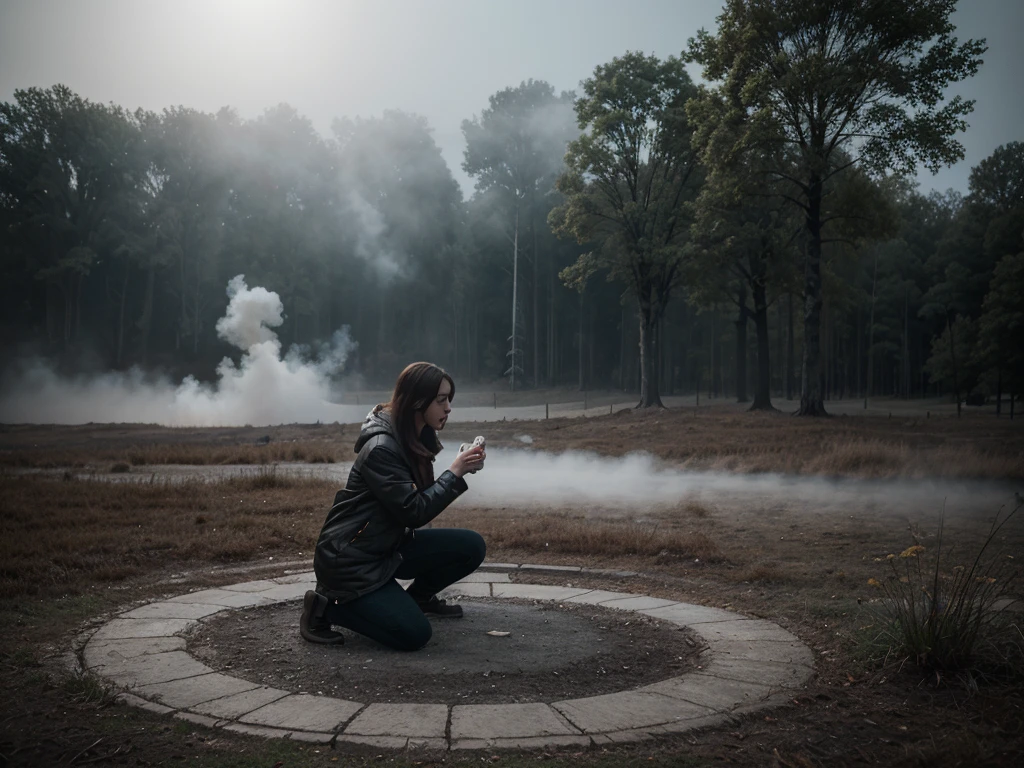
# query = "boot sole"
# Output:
<box><xmin>301</xmin><ymin>591</ymin><xmax>345</xmax><ymax>644</ymax></box>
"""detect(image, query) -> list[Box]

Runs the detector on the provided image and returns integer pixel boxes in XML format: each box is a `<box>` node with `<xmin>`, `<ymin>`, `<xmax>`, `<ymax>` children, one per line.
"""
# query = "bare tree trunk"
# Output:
<box><xmin>996</xmin><ymin>366</ymin><xmax>1002</xmax><ymax>416</ymax></box>
<box><xmin>797</xmin><ymin>175</ymin><xmax>828</xmax><ymax>416</ymax></box>
<box><xmin>531</xmin><ymin>200</ymin><xmax>539</xmax><ymax>389</ymax></box>
<box><xmin>786</xmin><ymin>292</ymin><xmax>795</xmax><ymax>400</ymax></box>
<box><xmin>578</xmin><ymin>291</ymin><xmax>585</xmax><ymax>391</ymax></box>
<box><xmin>735</xmin><ymin>288</ymin><xmax>749</xmax><ymax>404</ymax></box>
<box><xmin>619</xmin><ymin>303</ymin><xmax>627</xmax><ymax>390</ymax></box>
<box><xmin>637</xmin><ymin>298</ymin><xmax>664</xmax><ymax>408</ymax></box>
<box><xmin>948</xmin><ymin>313</ymin><xmax>961</xmax><ymax>417</ymax></box>
<box><xmin>711</xmin><ymin>311</ymin><xmax>721</xmax><ymax>399</ymax></box>
<box><xmin>865</xmin><ymin>249</ymin><xmax>877</xmax><ymax>409</ymax></box>
<box><xmin>749</xmin><ymin>275</ymin><xmax>775</xmax><ymax>411</ymax></box>
<box><xmin>116</xmin><ymin>259</ymin><xmax>130</xmax><ymax>368</ymax></box>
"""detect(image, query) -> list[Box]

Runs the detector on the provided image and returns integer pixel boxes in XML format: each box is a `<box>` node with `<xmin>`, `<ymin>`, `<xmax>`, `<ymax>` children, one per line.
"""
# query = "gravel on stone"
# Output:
<box><xmin>188</xmin><ymin>598</ymin><xmax>701</xmax><ymax>705</ymax></box>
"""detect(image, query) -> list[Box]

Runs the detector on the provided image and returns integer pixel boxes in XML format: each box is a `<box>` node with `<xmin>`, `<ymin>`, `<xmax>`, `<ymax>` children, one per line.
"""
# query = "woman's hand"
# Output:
<box><xmin>449</xmin><ymin>445</ymin><xmax>485</xmax><ymax>477</ymax></box>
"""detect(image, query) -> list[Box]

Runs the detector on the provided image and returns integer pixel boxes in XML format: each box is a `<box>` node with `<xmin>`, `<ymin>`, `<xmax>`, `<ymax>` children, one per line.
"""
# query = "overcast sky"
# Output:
<box><xmin>1</xmin><ymin>0</ymin><xmax>1021</xmax><ymax>198</ymax></box>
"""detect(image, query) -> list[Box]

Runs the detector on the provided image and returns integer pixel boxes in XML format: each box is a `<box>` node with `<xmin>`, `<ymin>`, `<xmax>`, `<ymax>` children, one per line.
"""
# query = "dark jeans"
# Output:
<box><xmin>323</xmin><ymin>528</ymin><xmax>485</xmax><ymax>651</ymax></box>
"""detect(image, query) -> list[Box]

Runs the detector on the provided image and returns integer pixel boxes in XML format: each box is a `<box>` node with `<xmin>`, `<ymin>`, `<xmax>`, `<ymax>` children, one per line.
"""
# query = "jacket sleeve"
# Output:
<box><xmin>359</xmin><ymin>444</ymin><xmax>468</xmax><ymax>529</ymax></box>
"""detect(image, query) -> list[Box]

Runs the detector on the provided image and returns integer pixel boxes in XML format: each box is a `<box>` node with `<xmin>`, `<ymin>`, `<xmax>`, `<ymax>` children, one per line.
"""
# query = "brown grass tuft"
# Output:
<box><xmin>735</xmin><ymin>562</ymin><xmax>787</xmax><ymax>583</ymax></box>
<box><xmin>447</xmin><ymin>511</ymin><xmax>718</xmax><ymax>561</ymax></box>
<box><xmin>0</xmin><ymin>474</ymin><xmax>336</xmax><ymax>599</ymax></box>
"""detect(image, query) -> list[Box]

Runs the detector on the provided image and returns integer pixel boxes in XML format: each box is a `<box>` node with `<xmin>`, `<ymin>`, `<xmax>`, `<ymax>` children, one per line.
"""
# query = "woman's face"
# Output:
<box><xmin>422</xmin><ymin>377</ymin><xmax>452</xmax><ymax>431</ymax></box>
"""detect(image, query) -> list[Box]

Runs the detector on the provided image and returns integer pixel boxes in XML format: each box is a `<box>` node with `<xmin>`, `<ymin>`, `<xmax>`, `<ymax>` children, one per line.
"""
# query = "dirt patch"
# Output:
<box><xmin>188</xmin><ymin>597</ymin><xmax>702</xmax><ymax>705</ymax></box>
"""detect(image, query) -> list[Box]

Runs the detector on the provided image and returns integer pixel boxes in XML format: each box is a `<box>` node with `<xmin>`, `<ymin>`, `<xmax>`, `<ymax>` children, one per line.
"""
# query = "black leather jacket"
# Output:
<box><xmin>312</xmin><ymin>406</ymin><xmax>468</xmax><ymax>602</ymax></box>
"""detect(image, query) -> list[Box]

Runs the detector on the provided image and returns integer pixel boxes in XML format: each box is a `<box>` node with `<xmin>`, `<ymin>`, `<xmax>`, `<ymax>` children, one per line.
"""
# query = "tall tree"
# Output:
<box><xmin>551</xmin><ymin>52</ymin><xmax>701</xmax><ymax>408</ymax></box>
<box><xmin>689</xmin><ymin>0</ymin><xmax>986</xmax><ymax>415</ymax></box>
<box><xmin>462</xmin><ymin>80</ymin><xmax>576</xmax><ymax>389</ymax></box>
<box><xmin>0</xmin><ymin>85</ymin><xmax>144</xmax><ymax>352</ymax></box>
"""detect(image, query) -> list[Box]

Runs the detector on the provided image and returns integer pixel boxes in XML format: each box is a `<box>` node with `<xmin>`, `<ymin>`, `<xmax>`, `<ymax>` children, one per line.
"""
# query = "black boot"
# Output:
<box><xmin>300</xmin><ymin>590</ymin><xmax>345</xmax><ymax>644</ymax></box>
<box><xmin>413</xmin><ymin>594</ymin><xmax>463</xmax><ymax>618</ymax></box>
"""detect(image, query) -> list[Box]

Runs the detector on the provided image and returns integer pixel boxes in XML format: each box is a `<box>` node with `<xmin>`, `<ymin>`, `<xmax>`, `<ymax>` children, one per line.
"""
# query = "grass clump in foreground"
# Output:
<box><xmin>868</xmin><ymin>503</ymin><xmax>1022</xmax><ymax>682</ymax></box>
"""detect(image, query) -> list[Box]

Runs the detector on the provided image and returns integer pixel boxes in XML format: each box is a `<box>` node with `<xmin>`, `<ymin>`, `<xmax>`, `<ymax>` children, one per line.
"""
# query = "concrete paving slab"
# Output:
<box><xmin>337</xmin><ymin>735</ymin><xmax>409</xmax><ymax>749</ymax></box>
<box><xmin>93</xmin><ymin>650</ymin><xmax>213</xmax><ymax>688</ymax></box>
<box><xmin>520</xmin><ymin>564</ymin><xmax>582</xmax><ymax>573</ymax></box>
<box><xmin>700</xmin><ymin>657</ymin><xmax>815</xmax><ymax>689</ymax></box>
<box><xmin>491</xmin><ymin>584</ymin><xmax>592</xmax><ymax>601</ymax></box>
<box><xmin>344</xmin><ymin>703</ymin><xmax>448</xmax><ymax>738</ymax></box>
<box><xmin>730</xmin><ymin>690</ymin><xmax>795</xmax><ymax>715</ymax></box>
<box><xmin>220</xmin><ymin>579</ymin><xmax>279</xmax><ymax>593</ymax></box>
<box><xmin>563</xmin><ymin>589</ymin><xmax>634</xmax><ymax>605</ymax></box>
<box><xmin>166</xmin><ymin>589</ymin><xmax>276</xmax><ymax>608</ymax></box>
<box><xmin>287</xmin><ymin>730</ymin><xmax>335</xmax><ymax>744</ymax></box>
<box><xmin>250</xmin><ymin>582</ymin><xmax>311</xmax><ymax>602</ymax></box>
<box><xmin>241</xmin><ymin>693</ymin><xmax>361</xmax><ymax>732</ymax></box>
<box><xmin>272</xmin><ymin>572</ymin><xmax>315</xmax><ymax>584</ymax></box>
<box><xmin>119</xmin><ymin>602</ymin><xmax>227</xmax><ymax>621</ymax></box>
<box><xmin>640</xmin><ymin>672</ymin><xmax>775</xmax><ymax>712</ymax></box>
<box><xmin>450</xmin><ymin>703</ymin><xmax>581</xmax><ymax>740</ymax></box>
<box><xmin>637</xmin><ymin>603</ymin><xmax>742</xmax><ymax>626</ymax></box>
<box><xmin>455</xmin><ymin>571</ymin><xmax>510</xmax><ymax>583</ymax></box>
<box><xmin>408</xmin><ymin>737</ymin><xmax>448</xmax><ymax>750</ymax></box>
<box><xmin>552</xmin><ymin>690</ymin><xmax>715</xmax><ymax>734</ymax></box>
<box><xmin>481</xmin><ymin>562</ymin><xmax>519</xmax><ymax>570</ymax></box>
<box><xmin>598</xmin><ymin>596</ymin><xmax>679</xmax><ymax>612</ymax></box>
<box><xmin>222</xmin><ymin>722</ymin><xmax>293</xmax><ymax>739</ymax></box>
<box><xmin>452</xmin><ymin>735</ymin><xmax>593</xmax><ymax>750</ymax></box>
<box><xmin>688</xmin><ymin>619</ymin><xmax>800</xmax><ymax>644</ymax></box>
<box><xmin>115</xmin><ymin>692</ymin><xmax>174</xmax><ymax>715</ymax></box>
<box><xmin>134</xmin><ymin>673</ymin><xmax>259</xmax><ymax>709</ymax></box>
<box><xmin>440</xmin><ymin>582</ymin><xmax>491</xmax><ymax>598</ymax></box>
<box><xmin>89</xmin><ymin>618</ymin><xmax>195</xmax><ymax>642</ymax></box>
<box><xmin>190</xmin><ymin>686</ymin><xmax>291</xmax><ymax>719</ymax></box>
<box><xmin>595</xmin><ymin>713</ymin><xmax>731</xmax><ymax>743</ymax></box>
<box><xmin>84</xmin><ymin>637</ymin><xmax>185</xmax><ymax>668</ymax></box>
<box><xmin>174</xmin><ymin>711</ymin><xmax>223</xmax><ymax>729</ymax></box>
<box><xmin>708</xmin><ymin>639</ymin><xmax>815</xmax><ymax>667</ymax></box>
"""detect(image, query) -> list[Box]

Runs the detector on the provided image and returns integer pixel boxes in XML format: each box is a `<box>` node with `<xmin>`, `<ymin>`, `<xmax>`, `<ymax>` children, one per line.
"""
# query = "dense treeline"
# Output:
<box><xmin>1</xmin><ymin>1</ymin><xmax>1021</xmax><ymax>414</ymax></box>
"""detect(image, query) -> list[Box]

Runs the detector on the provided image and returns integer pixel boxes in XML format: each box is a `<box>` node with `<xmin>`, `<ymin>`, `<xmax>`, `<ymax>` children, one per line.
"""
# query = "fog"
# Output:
<box><xmin>0</xmin><ymin>277</ymin><xmax>357</xmax><ymax>426</ymax></box>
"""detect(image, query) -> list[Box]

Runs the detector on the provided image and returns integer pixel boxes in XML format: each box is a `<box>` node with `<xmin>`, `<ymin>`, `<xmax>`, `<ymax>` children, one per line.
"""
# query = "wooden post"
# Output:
<box><xmin>545</xmin><ymin>403</ymin><xmax>549</xmax><ymax>419</ymax></box>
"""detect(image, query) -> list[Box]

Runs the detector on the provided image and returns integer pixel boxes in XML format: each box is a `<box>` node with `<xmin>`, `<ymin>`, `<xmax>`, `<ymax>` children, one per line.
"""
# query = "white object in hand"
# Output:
<box><xmin>458</xmin><ymin>435</ymin><xmax>486</xmax><ymax>454</ymax></box>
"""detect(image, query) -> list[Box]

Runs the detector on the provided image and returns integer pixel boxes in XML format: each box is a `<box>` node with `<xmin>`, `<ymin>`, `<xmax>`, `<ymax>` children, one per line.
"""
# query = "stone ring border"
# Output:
<box><xmin>78</xmin><ymin>564</ymin><xmax>815</xmax><ymax>751</ymax></box>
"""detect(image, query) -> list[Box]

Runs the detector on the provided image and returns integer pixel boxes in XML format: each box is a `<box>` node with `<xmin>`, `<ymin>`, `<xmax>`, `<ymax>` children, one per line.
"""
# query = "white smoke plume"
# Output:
<box><xmin>431</xmin><ymin>445</ymin><xmax>1019</xmax><ymax>521</ymax></box>
<box><xmin>0</xmin><ymin>276</ymin><xmax>358</xmax><ymax>426</ymax></box>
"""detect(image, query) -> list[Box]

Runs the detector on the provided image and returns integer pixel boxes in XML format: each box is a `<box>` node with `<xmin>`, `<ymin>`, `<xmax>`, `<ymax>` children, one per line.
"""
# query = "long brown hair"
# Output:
<box><xmin>385</xmin><ymin>362</ymin><xmax>455</xmax><ymax>488</ymax></box>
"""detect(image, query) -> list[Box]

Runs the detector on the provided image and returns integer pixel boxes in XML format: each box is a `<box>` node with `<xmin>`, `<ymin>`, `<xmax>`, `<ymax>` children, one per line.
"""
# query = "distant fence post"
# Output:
<box><xmin>545</xmin><ymin>403</ymin><xmax>549</xmax><ymax>419</ymax></box>
<box><xmin>609</xmin><ymin>403</ymin><xmax>613</xmax><ymax>415</ymax></box>
<box><xmin>493</xmin><ymin>392</ymin><xmax>497</xmax><ymax>409</ymax></box>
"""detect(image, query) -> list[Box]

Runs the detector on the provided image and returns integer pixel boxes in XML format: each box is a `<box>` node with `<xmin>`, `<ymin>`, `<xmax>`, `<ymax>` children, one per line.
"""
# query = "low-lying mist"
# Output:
<box><xmin>437</xmin><ymin>446</ymin><xmax>1018</xmax><ymax>518</ymax></box>
<box><xmin>0</xmin><ymin>276</ymin><xmax>357</xmax><ymax>426</ymax></box>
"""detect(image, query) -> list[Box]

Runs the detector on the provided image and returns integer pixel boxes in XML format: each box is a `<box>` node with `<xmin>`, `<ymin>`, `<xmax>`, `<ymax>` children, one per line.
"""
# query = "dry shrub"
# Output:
<box><xmin>735</xmin><ymin>562</ymin><xmax>787</xmax><ymax>583</ymax></box>
<box><xmin>802</xmin><ymin>440</ymin><xmax>909</xmax><ymax>476</ymax></box>
<box><xmin>678</xmin><ymin>498</ymin><xmax>713</xmax><ymax>518</ymax></box>
<box><xmin>868</xmin><ymin>504</ymin><xmax>1022</xmax><ymax>676</ymax></box>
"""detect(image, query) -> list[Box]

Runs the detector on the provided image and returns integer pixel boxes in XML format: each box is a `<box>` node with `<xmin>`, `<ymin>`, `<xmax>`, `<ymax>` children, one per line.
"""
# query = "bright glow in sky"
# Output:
<box><xmin>1</xmin><ymin>0</ymin><xmax>1021</xmax><ymax>197</ymax></box>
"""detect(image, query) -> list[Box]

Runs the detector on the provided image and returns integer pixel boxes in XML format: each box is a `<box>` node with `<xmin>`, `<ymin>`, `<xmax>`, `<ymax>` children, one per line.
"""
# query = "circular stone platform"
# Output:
<box><xmin>79</xmin><ymin>566</ymin><xmax>816</xmax><ymax>750</ymax></box>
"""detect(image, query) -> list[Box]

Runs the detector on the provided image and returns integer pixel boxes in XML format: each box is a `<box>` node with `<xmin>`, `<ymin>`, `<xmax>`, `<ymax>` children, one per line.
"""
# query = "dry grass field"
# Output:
<box><xmin>1</xmin><ymin>404</ymin><xmax>1022</xmax><ymax>766</ymax></box>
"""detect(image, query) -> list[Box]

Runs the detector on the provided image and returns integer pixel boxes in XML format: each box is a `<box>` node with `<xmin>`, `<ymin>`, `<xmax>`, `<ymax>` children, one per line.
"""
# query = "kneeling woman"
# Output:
<box><xmin>303</xmin><ymin>362</ymin><xmax>487</xmax><ymax>651</ymax></box>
